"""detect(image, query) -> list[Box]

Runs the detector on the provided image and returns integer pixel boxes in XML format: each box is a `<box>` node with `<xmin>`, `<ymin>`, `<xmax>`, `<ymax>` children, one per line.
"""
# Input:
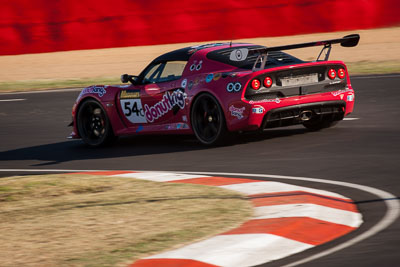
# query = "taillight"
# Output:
<box><xmin>338</xmin><ymin>68</ymin><xmax>346</xmax><ymax>79</ymax></box>
<box><xmin>264</xmin><ymin>77</ymin><xmax>273</xmax><ymax>88</ymax></box>
<box><xmin>251</xmin><ymin>79</ymin><xmax>261</xmax><ymax>90</ymax></box>
<box><xmin>328</xmin><ymin>69</ymin><xmax>336</xmax><ymax>80</ymax></box>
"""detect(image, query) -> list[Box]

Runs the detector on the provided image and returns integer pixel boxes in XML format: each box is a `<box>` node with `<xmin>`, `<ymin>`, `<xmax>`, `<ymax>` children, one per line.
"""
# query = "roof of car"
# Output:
<box><xmin>152</xmin><ymin>43</ymin><xmax>258</xmax><ymax>63</ymax></box>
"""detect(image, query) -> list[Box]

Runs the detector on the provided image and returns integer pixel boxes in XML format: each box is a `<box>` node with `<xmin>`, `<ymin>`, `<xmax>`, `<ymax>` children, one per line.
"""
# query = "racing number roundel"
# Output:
<box><xmin>120</xmin><ymin>90</ymin><xmax>147</xmax><ymax>123</ymax></box>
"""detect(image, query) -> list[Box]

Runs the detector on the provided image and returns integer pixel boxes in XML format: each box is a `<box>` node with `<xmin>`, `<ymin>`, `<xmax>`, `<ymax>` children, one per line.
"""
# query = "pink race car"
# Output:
<box><xmin>69</xmin><ymin>34</ymin><xmax>360</xmax><ymax>146</ymax></box>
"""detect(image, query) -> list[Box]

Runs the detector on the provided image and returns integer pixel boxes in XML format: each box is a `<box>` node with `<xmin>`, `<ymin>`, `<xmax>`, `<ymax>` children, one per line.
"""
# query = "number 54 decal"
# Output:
<box><xmin>120</xmin><ymin>99</ymin><xmax>147</xmax><ymax>123</ymax></box>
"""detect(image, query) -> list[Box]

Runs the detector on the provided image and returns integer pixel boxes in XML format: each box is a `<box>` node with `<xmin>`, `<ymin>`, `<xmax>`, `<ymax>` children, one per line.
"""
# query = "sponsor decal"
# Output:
<box><xmin>182</xmin><ymin>115</ymin><xmax>188</xmax><ymax>122</ymax></box>
<box><xmin>222</xmin><ymin>72</ymin><xmax>238</xmax><ymax>78</ymax></box>
<box><xmin>249</xmin><ymin>98</ymin><xmax>281</xmax><ymax>104</ymax></box>
<box><xmin>79</xmin><ymin>86</ymin><xmax>107</xmax><ymax>99</ymax></box>
<box><xmin>121</xmin><ymin>99</ymin><xmax>147</xmax><ymax>123</ymax></box>
<box><xmin>252</xmin><ymin>106</ymin><xmax>265</xmax><ymax>114</ymax></box>
<box><xmin>229</xmin><ymin>105</ymin><xmax>245</xmax><ymax>120</ymax></box>
<box><xmin>347</xmin><ymin>94</ymin><xmax>355</xmax><ymax>101</ymax></box>
<box><xmin>331</xmin><ymin>88</ymin><xmax>352</xmax><ymax>97</ymax></box>
<box><xmin>229</xmin><ymin>48</ymin><xmax>249</xmax><ymax>61</ymax></box>
<box><xmin>226</xmin><ymin>82</ymin><xmax>241</xmax><ymax>92</ymax></box>
<box><xmin>120</xmin><ymin>89</ymin><xmax>140</xmax><ymax>99</ymax></box>
<box><xmin>144</xmin><ymin>90</ymin><xmax>186</xmax><ymax>123</ymax></box>
<box><xmin>188</xmin><ymin>81</ymin><xmax>194</xmax><ymax>90</ymax></box>
<box><xmin>206</xmin><ymin>74</ymin><xmax>214</xmax><ymax>83</ymax></box>
<box><xmin>194</xmin><ymin>77</ymin><xmax>201</xmax><ymax>86</ymax></box>
<box><xmin>136</xmin><ymin>125</ymin><xmax>144</xmax><ymax>133</ymax></box>
<box><xmin>177</xmin><ymin>123</ymin><xmax>189</xmax><ymax>129</ymax></box>
<box><xmin>213</xmin><ymin>73</ymin><xmax>222</xmax><ymax>81</ymax></box>
<box><xmin>190</xmin><ymin>60</ymin><xmax>203</xmax><ymax>71</ymax></box>
<box><xmin>181</xmin><ymin>79</ymin><xmax>187</xmax><ymax>89</ymax></box>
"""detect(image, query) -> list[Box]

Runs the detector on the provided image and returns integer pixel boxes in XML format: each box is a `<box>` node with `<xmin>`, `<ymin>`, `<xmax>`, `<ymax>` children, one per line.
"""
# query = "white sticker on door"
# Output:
<box><xmin>120</xmin><ymin>99</ymin><xmax>147</xmax><ymax>123</ymax></box>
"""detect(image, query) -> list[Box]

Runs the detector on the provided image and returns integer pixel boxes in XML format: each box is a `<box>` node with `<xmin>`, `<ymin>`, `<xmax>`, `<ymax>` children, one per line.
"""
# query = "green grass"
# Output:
<box><xmin>0</xmin><ymin>77</ymin><xmax>121</xmax><ymax>92</ymax></box>
<box><xmin>0</xmin><ymin>61</ymin><xmax>399</xmax><ymax>93</ymax></box>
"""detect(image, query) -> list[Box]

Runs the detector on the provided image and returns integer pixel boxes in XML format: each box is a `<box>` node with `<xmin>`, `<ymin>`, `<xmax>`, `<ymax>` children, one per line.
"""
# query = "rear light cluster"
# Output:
<box><xmin>251</xmin><ymin>77</ymin><xmax>273</xmax><ymax>90</ymax></box>
<box><xmin>328</xmin><ymin>68</ymin><xmax>346</xmax><ymax>80</ymax></box>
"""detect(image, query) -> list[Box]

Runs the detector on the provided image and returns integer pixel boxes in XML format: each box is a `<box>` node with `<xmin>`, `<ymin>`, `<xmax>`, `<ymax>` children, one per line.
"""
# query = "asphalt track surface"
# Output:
<box><xmin>1</xmin><ymin>74</ymin><xmax>399</xmax><ymax>266</ymax></box>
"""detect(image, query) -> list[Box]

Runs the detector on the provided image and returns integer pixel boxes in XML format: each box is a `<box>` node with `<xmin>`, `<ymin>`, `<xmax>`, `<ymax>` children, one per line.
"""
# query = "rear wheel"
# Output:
<box><xmin>191</xmin><ymin>94</ymin><xmax>228</xmax><ymax>145</ymax></box>
<box><xmin>77</xmin><ymin>99</ymin><xmax>115</xmax><ymax>147</ymax></box>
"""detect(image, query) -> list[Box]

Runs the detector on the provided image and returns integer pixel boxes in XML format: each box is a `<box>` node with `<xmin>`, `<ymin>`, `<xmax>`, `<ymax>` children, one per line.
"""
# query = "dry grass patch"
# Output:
<box><xmin>0</xmin><ymin>174</ymin><xmax>252</xmax><ymax>267</ymax></box>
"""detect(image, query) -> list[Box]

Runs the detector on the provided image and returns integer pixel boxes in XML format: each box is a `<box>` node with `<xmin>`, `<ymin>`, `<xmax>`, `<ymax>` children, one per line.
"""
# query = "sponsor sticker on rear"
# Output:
<box><xmin>347</xmin><ymin>94</ymin><xmax>355</xmax><ymax>101</ymax></box>
<box><xmin>252</xmin><ymin>106</ymin><xmax>265</xmax><ymax>114</ymax></box>
<box><xmin>229</xmin><ymin>105</ymin><xmax>245</xmax><ymax>120</ymax></box>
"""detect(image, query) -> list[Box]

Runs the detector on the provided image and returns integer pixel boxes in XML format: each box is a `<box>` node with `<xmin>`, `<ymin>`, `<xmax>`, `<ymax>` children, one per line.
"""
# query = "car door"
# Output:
<box><xmin>140</xmin><ymin>60</ymin><xmax>188</xmax><ymax>125</ymax></box>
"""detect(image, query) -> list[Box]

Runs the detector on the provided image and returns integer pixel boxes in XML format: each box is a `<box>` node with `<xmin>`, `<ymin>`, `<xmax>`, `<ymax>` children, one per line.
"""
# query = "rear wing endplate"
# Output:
<box><xmin>246</xmin><ymin>34</ymin><xmax>360</xmax><ymax>71</ymax></box>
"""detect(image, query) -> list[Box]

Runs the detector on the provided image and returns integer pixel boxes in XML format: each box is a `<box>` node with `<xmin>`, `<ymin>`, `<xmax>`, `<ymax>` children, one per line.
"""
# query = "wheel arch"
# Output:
<box><xmin>189</xmin><ymin>91</ymin><xmax>227</xmax><ymax>130</ymax></box>
<box><xmin>75</xmin><ymin>96</ymin><xmax>116</xmax><ymax>138</ymax></box>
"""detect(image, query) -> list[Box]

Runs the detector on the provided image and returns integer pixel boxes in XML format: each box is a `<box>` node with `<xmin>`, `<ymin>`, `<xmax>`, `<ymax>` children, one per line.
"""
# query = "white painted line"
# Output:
<box><xmin>0</xmin><ymin>98</ymin><xmax>26</xmax><ymax>102</ymax></box>
<box><xmin>0</xmin><ymin>88</ymin><xmax>82</xmax><ymax>96</ymax></box>
<box><xmin>343</xmin><ymin>117</ymin><xmax>360</xmax><ymax>121</ymax></box>
<box><xmin>0</xmin><ymin>169</ymin><xmax>102</xmax><ymax>172</ymax></box>
<box><xmin>178</xmin><ymin>171</ymin><xmax>400</xmax><ymax>267</ymax></box>
<box><xmin>352</xmin><ymin>74</ymin><xmax>400</xmax><ymax>79</ymax></box>
<box><xmin>0</xmin><ymin>169</ymin><xmax>397</xmax><ymax>267</ymax></box>
<box><xmin>220</xmin><ymin>181</ymin><xmax>348</xmax><ymax>199</ymax></box>
<box><xmin>254</xmin><ymin>203</ymin><xmax>363</xmax><ymax>228</ymax></box>
<box><xmin>146</xmin><ymin>233</ymin><xmax>313</xmax><ymax>267</ymax></box>
<box><xmin>112</xmin><ymin>172</ymin><xmax>209</xmax><ymax>181</ymax></box>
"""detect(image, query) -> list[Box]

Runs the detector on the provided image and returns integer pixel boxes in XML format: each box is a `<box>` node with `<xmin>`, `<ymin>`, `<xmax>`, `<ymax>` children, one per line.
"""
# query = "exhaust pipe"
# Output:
<box><xmin>300</xmin><ymin>110</ymin><xmax>313</xmax><ymax>121</ymax></box>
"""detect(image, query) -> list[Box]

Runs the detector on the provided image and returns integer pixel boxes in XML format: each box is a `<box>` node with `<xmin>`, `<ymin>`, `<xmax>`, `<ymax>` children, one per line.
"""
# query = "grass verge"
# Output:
<box><xmin>0</xmin><ymin>61</ymin><xmax>398</xmax><ymax>93</ymax></box>
<box><xmin>0</xmin><ymin>77</ymin><xmax>121</xmax><ymax>92</ymax></box>
<box><xmin>0</xmin><ymin>174</ymin><xmax>252</xmax><ymax>267</ymax></box>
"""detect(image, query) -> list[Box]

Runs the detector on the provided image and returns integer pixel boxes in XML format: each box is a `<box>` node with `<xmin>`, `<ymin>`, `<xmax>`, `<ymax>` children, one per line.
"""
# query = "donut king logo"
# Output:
<box><xmin>78</xmin><ymin>86</ymin><xmax>107</xmax><ymax>100</ymax></box>
<box><xmin>144</xmin><ymin>90</ymin><xmax>187</xmax><ymax>123</ymax></box>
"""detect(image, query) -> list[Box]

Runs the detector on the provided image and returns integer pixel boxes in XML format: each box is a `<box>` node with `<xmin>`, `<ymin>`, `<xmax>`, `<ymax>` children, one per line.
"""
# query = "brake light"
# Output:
<box><xmin>338</xmin><ymin>68</ymin><xmax>346</xmax><ymax>79</ymax></box>
<box><xmin>264</xmin><ymin>77</ymin><xmax>273</xmax><ymax>88</ymax></box>
<box><xmin>251</xmin><ymin>79</ymin><xmax>261</xmax><ymax>90</ymax></box>
<box><xmin>328</xmin><ymin>69</ymin><xmax>336</xmax><ymax>80</ymax></box>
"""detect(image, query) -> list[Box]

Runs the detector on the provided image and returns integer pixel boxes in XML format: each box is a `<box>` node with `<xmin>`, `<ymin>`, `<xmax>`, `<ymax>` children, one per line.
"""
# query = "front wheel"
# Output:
<box><xmin>191</xmin><ymin>94</ymin><xmax>228</xmax><ymax>145</ymax></box>
<box><xmin>76</xmin><ymin>99</ymin><xmax>115</xmax><ymax>147</ymax></box>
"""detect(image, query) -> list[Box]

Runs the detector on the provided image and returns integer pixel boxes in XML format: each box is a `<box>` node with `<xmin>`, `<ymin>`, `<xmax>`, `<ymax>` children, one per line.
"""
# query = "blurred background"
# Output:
<box><xmin>0</xmin><ymin>0</ymin><xmax>399</xmax><ymax>90</ymax></box>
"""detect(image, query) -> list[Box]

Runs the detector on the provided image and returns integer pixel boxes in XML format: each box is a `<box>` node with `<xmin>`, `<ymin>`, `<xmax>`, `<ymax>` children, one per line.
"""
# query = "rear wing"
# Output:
<box><xmin>243</xmin><ymin>34</ymin><xmax>360</xmax><ymax>71</ymax></box>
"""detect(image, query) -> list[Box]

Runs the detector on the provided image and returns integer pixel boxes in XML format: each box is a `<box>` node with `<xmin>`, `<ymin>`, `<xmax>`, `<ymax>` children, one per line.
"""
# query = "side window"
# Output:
<box><xmin>143</xmin><ymin>63</ymin><xmax>163</xmax><ymax>84</ymax></box>
<box><xmin>142</xmin><ymin>61</ymin><xmax>187</xmax><ymax>84</ymax></box>
<box><xmin>158</xmin><ymin>61</ymin><xmax>186</xmax><ymax>83</ymax></box>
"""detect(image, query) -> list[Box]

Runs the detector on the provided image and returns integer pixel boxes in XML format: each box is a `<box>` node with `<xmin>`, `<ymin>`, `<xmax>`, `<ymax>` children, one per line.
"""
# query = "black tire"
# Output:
<box><xmin>76</xmin><ymin>99</ymin><xmax>116</xmax><ymax>147</ymax></box>
<box><xmin>303</xmin><ymin>119</ymin><xmax>339</xmax><ymax>131</ymax></box>
<box><xmin>191</xmin><ymin>93</ymin><xmax>228</xmax><ymax>145</ymax></box>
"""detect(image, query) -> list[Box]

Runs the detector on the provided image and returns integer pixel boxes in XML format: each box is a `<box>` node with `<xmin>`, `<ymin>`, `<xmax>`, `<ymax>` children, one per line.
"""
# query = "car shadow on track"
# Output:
<box><xmin>0</xmin><ymin>127</ymin><xmax>310</xmax><ymax>166</ymax></box>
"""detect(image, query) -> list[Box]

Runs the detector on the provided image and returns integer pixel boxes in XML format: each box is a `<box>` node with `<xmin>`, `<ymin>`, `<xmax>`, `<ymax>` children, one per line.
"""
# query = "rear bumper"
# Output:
<box><xmin>261</xmin><ymin>100</ymin><xmax>345</xmax><ymax>129</ymax></box>
<box><xmin>226</xmin><ymin>88</ymin><xmax>355</xmax><ymax>132</ymax></box>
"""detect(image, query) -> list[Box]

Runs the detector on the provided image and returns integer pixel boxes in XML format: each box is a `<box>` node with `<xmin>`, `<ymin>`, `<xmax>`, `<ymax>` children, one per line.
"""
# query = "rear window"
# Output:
<box><xmin>206</xmin><ymin>46</ymin><xmax>304</xmax><ymax>70</ymax></box>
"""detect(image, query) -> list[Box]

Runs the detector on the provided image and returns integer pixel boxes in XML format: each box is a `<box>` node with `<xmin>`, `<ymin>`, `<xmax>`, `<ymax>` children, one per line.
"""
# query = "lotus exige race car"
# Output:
<box><xmin>69</xmin><ymin>34</ymin><xmax>360</xmax><ymax>146</ymax></box>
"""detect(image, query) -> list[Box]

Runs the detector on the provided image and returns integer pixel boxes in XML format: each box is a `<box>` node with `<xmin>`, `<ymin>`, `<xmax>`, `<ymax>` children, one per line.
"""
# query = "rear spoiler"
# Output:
<box><xmin>249</xmin><ymin>34</ymin><xmax>360</xmax><ymax>71</ymax></box>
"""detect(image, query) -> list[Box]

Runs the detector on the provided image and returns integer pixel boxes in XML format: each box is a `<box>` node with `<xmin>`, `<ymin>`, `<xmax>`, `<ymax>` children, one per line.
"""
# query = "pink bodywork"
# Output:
<box><xmin>70</xmin><ymin>43</ymin><xmax>355</xmax><ymax>139</ymax></box>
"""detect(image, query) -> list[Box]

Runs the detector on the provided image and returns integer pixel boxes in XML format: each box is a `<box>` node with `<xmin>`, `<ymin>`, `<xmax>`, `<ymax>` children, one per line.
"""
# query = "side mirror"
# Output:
<box><xmin>121</xmin><ymin>74</ymin><xmax>139</xmax><ymax>84</ymax></box>
<box><xmin>121</xmin><ymin>74</ymin><xmax>130</xmax><ymax>83</ymax></box>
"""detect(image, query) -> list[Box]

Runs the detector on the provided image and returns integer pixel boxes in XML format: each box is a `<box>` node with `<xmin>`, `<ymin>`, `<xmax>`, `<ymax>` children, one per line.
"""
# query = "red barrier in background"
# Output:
<box><xmin>1</xmin><ymin>0</ymin><xmax>399</xmax><ymax>55</ymax></box>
